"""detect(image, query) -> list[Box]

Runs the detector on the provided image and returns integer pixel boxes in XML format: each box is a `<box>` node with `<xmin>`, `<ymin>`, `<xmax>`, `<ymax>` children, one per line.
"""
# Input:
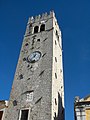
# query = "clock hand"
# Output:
<box><xmin>33</xmin><ymin>53</ymin><xmax>36</xmax><ymax>58</ymax></box>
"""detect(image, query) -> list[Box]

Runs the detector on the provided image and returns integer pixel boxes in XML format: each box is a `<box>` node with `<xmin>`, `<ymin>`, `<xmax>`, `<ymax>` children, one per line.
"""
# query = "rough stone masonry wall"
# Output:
<box><xmin>4</xmin><ymin>12</ymin><xmax>55</xmax><ymax>120</ymax></box>
<box><xmin>52</xmin><ymin>16</ymin><xmax>64</xmax><ymax>120</ymax></box>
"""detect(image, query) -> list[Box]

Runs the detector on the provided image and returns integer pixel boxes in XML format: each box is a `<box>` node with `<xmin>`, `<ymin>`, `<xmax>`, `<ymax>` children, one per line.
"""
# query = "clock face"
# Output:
<box><xmin>27</xmin><ymin>51</ymin><xmax>41</xmax><ymax>63</ymax></box>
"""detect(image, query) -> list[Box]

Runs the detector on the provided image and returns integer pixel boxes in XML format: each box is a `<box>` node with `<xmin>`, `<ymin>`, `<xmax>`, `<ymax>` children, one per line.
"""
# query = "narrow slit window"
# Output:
<box><xmin>56</xmin><ymin>30</ymin><xmax>58</xmax><ymax>36</ymax></box>
<box><xmin>54</xmin><ymin>112</ymin><xmax>56</xmax><ymax>118</ymax></box>
<box><xmin>55</xmin><ymin>57</ymin><xmax>57</xmax><ymax>62</ymax></box>
<box><xmin>55</xmin><ymin>73</ymin><xmax>57</xmax><ymax>79</ymax></box>
<box><xmin>55</xmin><ymin>98</ymin><xmax>57</xmax><ymax>105</ymax></box>
<box><xmin>55</xmin><ymin>40</ymin><xmax>57</xmax><ymax>45</ymax></box>
<box><xmin>40</xmin><ymin>24</ymin><xmax>45</xmax><ymax>32</ymax></box>
<box><xmin>56</xmin><ymin>30</ymin><xmax>59</xmax><ymax>41</ymax></box>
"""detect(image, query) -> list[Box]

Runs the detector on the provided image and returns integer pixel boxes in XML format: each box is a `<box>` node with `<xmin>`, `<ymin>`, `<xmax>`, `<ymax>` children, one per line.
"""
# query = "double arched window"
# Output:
<box><xmin>34</xmin><ymin>24</ymin><xmax>45</xmax><ymax>34</ymax></box>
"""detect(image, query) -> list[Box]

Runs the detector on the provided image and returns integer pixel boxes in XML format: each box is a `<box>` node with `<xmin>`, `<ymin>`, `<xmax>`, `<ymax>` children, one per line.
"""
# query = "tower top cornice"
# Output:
<box><xmin>27</xmin><ymin>10</ymin><xmax>55</xmax><ymax>24</ymax></box>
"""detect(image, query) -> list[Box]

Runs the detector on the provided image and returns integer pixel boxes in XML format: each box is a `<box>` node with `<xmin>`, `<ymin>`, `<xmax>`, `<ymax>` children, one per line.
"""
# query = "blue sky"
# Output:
<box><xmin>0</xmin><ymin>0</ymin><xmax>90</xmax><ymax>119</ymax></box>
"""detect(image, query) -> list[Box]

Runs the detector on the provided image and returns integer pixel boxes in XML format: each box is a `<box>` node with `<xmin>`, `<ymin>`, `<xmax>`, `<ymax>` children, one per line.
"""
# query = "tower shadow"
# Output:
<box><xmin>54</xmin><ymin>92</ymin><xmax>65</xmax><ymax>120</ymax></box>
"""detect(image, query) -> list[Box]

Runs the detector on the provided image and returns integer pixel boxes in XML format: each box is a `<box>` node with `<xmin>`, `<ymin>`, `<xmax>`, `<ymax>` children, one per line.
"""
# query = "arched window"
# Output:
<box><xmin>34</xmin><ymin>26</ymin><xmax>39</xmax><ymax>33</ymax></box>
<box><xmin>40</xmin><ymin>24</ymin><xmax>45</xmax><ymax>32</ymax></box>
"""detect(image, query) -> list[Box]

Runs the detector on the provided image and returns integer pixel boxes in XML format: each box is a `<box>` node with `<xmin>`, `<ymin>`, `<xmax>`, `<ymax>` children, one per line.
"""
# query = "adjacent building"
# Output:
<box><xmin>74</xmin><ymin>95</ymin><xmax>90</xmax><ymax>120</ymax></box>
<box><xmin>0</xmin><ymin>101</ymin><xmax>8</xmax><ymax>120</ymax></box>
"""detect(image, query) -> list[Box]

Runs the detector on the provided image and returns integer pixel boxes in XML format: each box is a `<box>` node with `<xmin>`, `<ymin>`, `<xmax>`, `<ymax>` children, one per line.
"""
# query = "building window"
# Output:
<box><xmin>34</xmin><ymin>26</ymin><xmax>39</xmax><ymax>33</ymax></box>
<box><xmin>56</xmin><ymin>30</ymin><xmax>58</xmax><ymax>36</ymax></box>
<box><xmin>57</xmin><ymin>36</ymin><xmax>59</xmax><ymax>41</ymax></box>
<box><xmin>40</xmin><ymin>24</ymin><xmax>45</xmax><ymax>32</ymax></box>
<box><xmin>55</xmin><ymin>57</ymin><xmax>57</xmax><ymax>62</ymax></box>
<box><xmin>25</xmin><ymin>43</ymin><xmax>28</xmax><ymax>46</ymax></box>
<box><xmin>55</xmin><ymin>73</ymin><xmax>57</xmax><ymax>79</ymax></box>
<box><xmin>26</xmin><ymin>92</ymin><xmax>33</xmax><ymax>102</ymax></box>
<box><xmin>0</xmin><ymin>111</ymin><xmax>3</xmax><ymax>120</ymax></box>
<box><xmin>56</xmin><ymin>30</ymin><xmax>59</xmax><ymax>41</ymax></box>
<box><xmin>55</xmin><ymin>40</ymin><xmax>57</xmax><ymax>45</ymax></box>
<box><xmin>54</xmin><ymin>112</ymin><xmax>56</xmax><ymax>117</ymax></box>
<box><xmin>37</xmin><ymin>39</ymin><xmax>40</xmax><ymax>42</ymax></box>
<box><xmin>13</xmin><ymin>100</ymin><xmax>17</xmax><ymax>106</ymax></box>
<box><xmin>19</xmin><ymin>109</ymin><xmax>29</xmax><ymax>120</ymax></box>
<box><xmin>19</xmin><ymin>74</ymin><xmax>23</xmax><ymax>80</ymax></box>
<box><xmin>23</xmin><ymin>58</ymin><xmax>26</xmax><ymax>61</ymax></box>
<box><xmin>55</xmin><ymin>98</ymin><xmax>57</xmax><ymax>105</ymax></box>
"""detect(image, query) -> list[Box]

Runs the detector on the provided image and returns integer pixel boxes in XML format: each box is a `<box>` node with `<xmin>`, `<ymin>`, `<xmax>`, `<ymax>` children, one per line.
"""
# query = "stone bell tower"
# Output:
<box><xmin>4</xmin><ymin>11</ymin><xmax>64</xmax><ymax>120</ymax></box>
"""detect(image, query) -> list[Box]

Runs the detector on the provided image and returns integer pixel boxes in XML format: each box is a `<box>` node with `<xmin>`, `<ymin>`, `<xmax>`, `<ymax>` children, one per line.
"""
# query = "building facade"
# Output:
<box><xmin>0</xmin><ymin>101</ymin><xmax>8</xmax><ymax>120</ymax></box>
<box><xmin>3</xmin><ymin>11</ymin><xmax>64</xmax><ymax>120</ymax></box>
<box><xmin>74</xmin><ymin>95</ymin><xmax>90</xmax><ymax>120</ymax></box>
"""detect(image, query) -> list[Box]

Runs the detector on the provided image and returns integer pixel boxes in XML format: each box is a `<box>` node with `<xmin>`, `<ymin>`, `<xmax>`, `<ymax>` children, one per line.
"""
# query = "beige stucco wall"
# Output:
<box><xmin>85</xmin><ymin>109</ymin><xmax>90</xmax><ymax>120</ymax></box>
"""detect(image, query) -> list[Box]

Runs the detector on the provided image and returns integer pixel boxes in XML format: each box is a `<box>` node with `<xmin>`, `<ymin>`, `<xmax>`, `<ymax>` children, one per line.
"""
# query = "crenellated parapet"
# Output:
<box><xmin>24</xmin><ymin>10</ymin><xmax>55</xmax><ymax>37</ymax></box>
<box><xmin>27</xmin><ymin>10</ymin><xmax>55</xmax><ymax>24</ymax></box>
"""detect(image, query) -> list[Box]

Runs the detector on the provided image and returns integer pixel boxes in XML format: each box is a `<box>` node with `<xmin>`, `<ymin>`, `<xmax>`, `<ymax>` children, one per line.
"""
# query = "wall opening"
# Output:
<box><xmin>55</xmin><ymin>98</ymin><xmax>57</xmax><ymax>105</ymax></box>
<box><xmin>19</xmin><ymin>74</ymin><xmax>23</xmax><ymax>80</ymax></box>
<box><xmin>20</xmin><ymin>109</ymin><xmax>29</xmax><ymax>120</ymax></box>
<box><xmin>0</xmin><ymin>111</ymin><xmax>3</xmax><ymax>120</ymax></box>
<box><xmin>56</xmin><ymin>30</ymin><xmax>58</xmax><ymax>36</ymax></box>
<box><xmin>56</xmin><ymin>30</ymin><xmax>59</xmax><ymax>41</ymax></box>
<box><xmin>54</xmin><ymin>112</ymin><xmax>56</xmax><ymax>117</ymax></box>
<box><xmin>34</xmin><ymin>26</ymin><xmax>39</xmax><ymax>33</ymax></box>
<box><xmin>13</xmin><ymin>100</ymin><xmax>17</xmax><ymax>106</ymax></box>
<box><xmin>55</xmin><ymin>40</ymin><xmax>57</xmax><ymax>45</ymax></box>
<box><xmin>37</xmin><ymin>39</ymin><xmax>40</xmax><ymax>42</ymax></box>
<box><xmin>55</xmin><ymin>57</ymin><xmax>57</xmax><ymax>62</ymax></box>
<box><xmin>55</xmin><ymin>73</ymin><xmax>57</xmax><ymax>79</ymax></box>
<box><xmin>25</xmin><ymin>43</ymin><xmax>28</xmax><ymax>46</ymax></box>
<box><xmin>40</xmin><ymin>24</ymin><xmax>45</xmax><ymax>32</ymax></box>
